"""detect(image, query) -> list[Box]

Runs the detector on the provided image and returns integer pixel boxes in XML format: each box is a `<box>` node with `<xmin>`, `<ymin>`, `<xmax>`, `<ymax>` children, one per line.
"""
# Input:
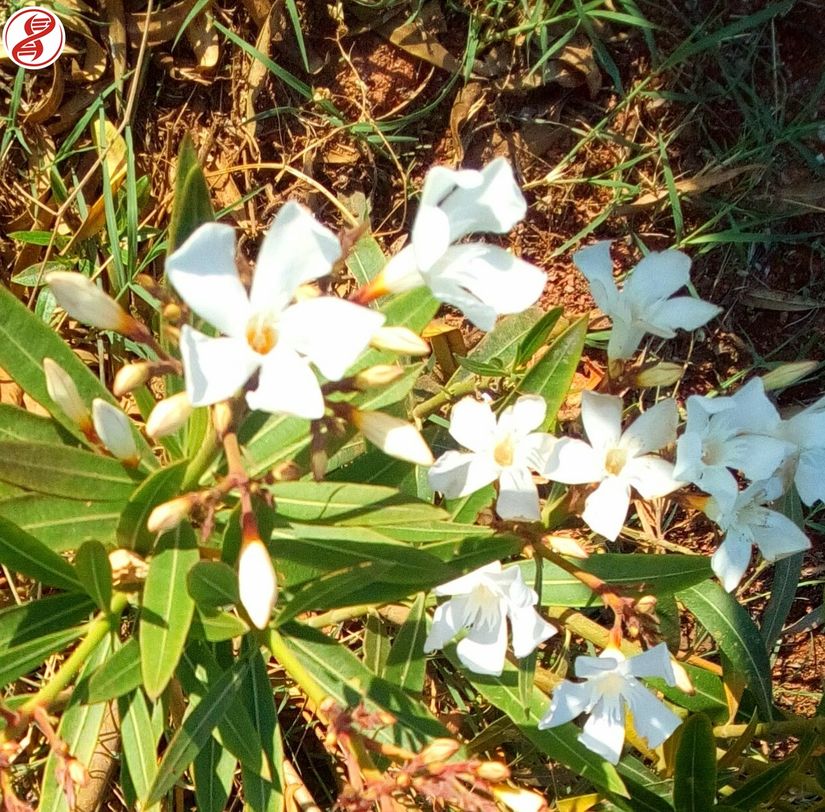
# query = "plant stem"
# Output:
<box><xmin>714</xmin><ymin>717</ymin><xmax>825</xmax><ymax>740</ymax></box>
<box><xmin>266</xmin><ymin>628</ymin><xmax>328</xmax><ymax>712</ymax></box>
<box><xmin>181</xmin><ymin>418</ymin><xmax>219</xmax><ymax>490</ymax></box>
<box><xmin>20</xmin><ymin>592</ymin><xmax>129</xmax><ymax>714</ymax></box>
<box><xmin>412</xmin><ymin>378</ymin><xmax>483</xmax><ymax>420</ymax></box>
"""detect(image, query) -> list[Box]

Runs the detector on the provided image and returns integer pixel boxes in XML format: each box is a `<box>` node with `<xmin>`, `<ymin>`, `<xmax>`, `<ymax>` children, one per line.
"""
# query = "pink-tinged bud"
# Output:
<box><xmin>420</xmin><ymin>738</ymin><xmax>461</xmax><ymax>765</ymax></box>
<box><xmin>65</xmin><ymin>758</ymin><xmax>89</xmax><ymax>787</ymax></box>
<box><xmin>238</xmin><ymin>537</ymin><xmax>277</xmax><ymax>629</ymax></box>
<box><xmin>145</xmin><ymin>392</ymin><xmax>192</xmax><ymax>438</ymax></box>
<box><xmin>351</xmin><ymin>409</ymin><xmax>433</xmax><ymax>466</ymax></box>
<box><xmin>43</xmin><ymin>358</ymin><xmax>92</xmax><ymax>432</ymax></box>
<box><xmin>370</xmin><ymin>326</ymin><xmax>430</xmax><ymax>356</ymax></box>
<box><xmin>113</xmin><ymin>362</ymin><xmax>152</xmax><ymax>396</ymax></box>
<box><xmin>475</xmin><ymin>761</ymin><xmax>511</xmax><ymax>782</ymax></box>
<box><xmin>491</xmin><ymin>784</ymin><xmax>547</xmax><ymax>812</ymax></box>
<box><xmin>354</xmin><ymin>364</ymin><xmax>405</xmax><ymax>390</ymax></box>
<box><xmin>46</xmin><ymin>272</ymin><xmax>132</xmax><ymax>332</ymax></box>
<box><xmin>92</xmin><ymin>399</ymin><xmax>139</xmax><ymax>465</ymax></box>
<box><xmin>147</xmin><ymin>494</ymin><xmax>196</xmax><ymax>534</ymax></box>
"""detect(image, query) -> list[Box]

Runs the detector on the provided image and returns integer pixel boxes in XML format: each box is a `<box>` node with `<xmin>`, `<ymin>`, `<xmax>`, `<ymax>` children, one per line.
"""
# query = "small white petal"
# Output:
<box><xmin>579</xmin><ymin>694</ymin><xmax>626</xmax><ymax>764</ymax></box>
<box><xmin>280</xmin><ymin>297</ymin><xmax>385</xmax><ymax>381</ymax></box>
<box><xmin>92</xmin><ymin>399</ymin><xmax>138</xmax><ymax>463</ymax></box>
<box><xmin>428</xmin><ymin>450</ymin><xmax>499</xmax><ymax>499</ymax></box>
<box><xmin>749</xmin><ymin>510</ymin><xmax>811</xmax><ymax>562</ymax></box>
<box><xmin>543</xmin><ymin>437</ymin><xmax>604</xmax><ymax>484</ymax></box>
<box><xmin>378</xmin><ymin>246</ymin><xmax>427</xmax><ymax>294</ymax></box>
<box><xmin>165</xmin><ymin>223</ymin><xmax>251</xmax><ymax>338</ymax></box>
<box><xmin>620</xmin><ymin>399</ymin><xmax>678</xmax><ymax>456</ymax></box>
<box><xmin>795</xmin><ymin>447</ymin><xmax>825</xmax><ymax>506</ymax></box>
<box><xmin>432</xmin><ymin>563</ymin><xmax>500</xmax><ymax>598</ymax></box>
<box><xmin>497</xmin><ymin>466</ymin><xmax>541</xmax><ymax>521</ymax></box>
<box><xmin>247</xmin><ymin>345</ymin><xmax>324</xmax><ymax>419</ymax></box>
<box><xmin>456</xmin><ymin>612</ymin><xmax>508</xmax><ymax>676</ymax></box>
<box><xmin>423</xmin><ymin>600</ymin><xmax>463</xmax><ymax>652</ymax></box>
<box><xmin>607</xmin><ymin>318</ymin><xmax>647</xmax><ymax>361</ymax></box>
<box><xmin>622</xmin><ymin>455</ymin><xmax>682</xmax><ymax>500</ymax></box>
<box><xmin>514</xmin><ymin>432</ymin><xmax>558</xmax><ymax>472</ymax></box>
<box><xmin>723</xmin><ymin>434</ymin><xmax>792</xmax><ymax>482</ymax></box>
<box><xmin>624</xmin><ymin>643</ymin><xmax>676</xmax><ymax>683</ymax></box>
<box><xmin>448</xmin><ymin>397</ymin><xmax>497</xmax><ymax>453</ymax></box>
<box><xmin>354</xmin><ymin>411</ymin><xmax>433</xmax><ymax>465</ymax></box>
<box><xmin>673</xmin><ymin>431</ymin><xmax>704</xmax><ymax>483</ymax></box>
<box><xmin>508</xmin><ymin>603</ymin><xmax>556</xmax><ymax>659</ymax></box>
<box><xmin>238</xmin><ymin>537</ymin><xmax>278</xmax><ymax>629</ymax></box>
<box><xmin>623</xmin><ymin>249</ymin><xmax>692</xmax><ymax>309</ymax></box>
<box><xmin>624</xmin><ymin>679</ymin><xmax>682</xmax><ymax>749</ymax></box>
<box><xmin>497</xmin><ymin>395</ymin><xmax>547</xmax><ymax>439</ymax></box>
<box><xmin>538</xmin><ymin>680</ymin><xmax>597</xmax><ymax>729</ymax></box>
<box><xmin>180</xmin><ymin>326</ymin><xmax>260</xmax><ymax>407</ymax></box>
<box><xmin>581</xmin><ymin>391</ymin><xmax>623</xmax><ymax>453</ymax></box>
<box><xmin>711</xmin><ymin>533</ymin><xmax>752</xmax><ymax>592</ymax></box>
<box><xmin>582</xmin><ymin>476</ymin><xmax>631</xmax><ymax>541</ymax></box>
<box><xmin>646</xmin><ymin>296</ymin><xmax>721</xmax><ymax>334</ymax></box>
<box><xmin>250</xmin><ymin>201</ymin><xmax>341</xmax><ymax>311</ymax></box>
<box><xmin>573</xmin><ymin>241</ymin><xmax>620</xmax><ymax>315</ymax></box>
<box><xmin>730</xmin><ymin>378</ymin><xmax>781</xmax><ymax>433</ymax></box>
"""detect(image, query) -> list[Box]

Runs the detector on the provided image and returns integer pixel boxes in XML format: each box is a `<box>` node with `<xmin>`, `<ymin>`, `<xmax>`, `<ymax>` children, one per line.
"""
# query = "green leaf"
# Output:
<box><xmin>145</xmin><ymin>656</ymin><xmax>251</xmax><ymax>806</ymax></box>
<box><xmin>648</xmin><ymin>662</ymin><xmax>727</xmax><ymax>723</ymax></box>
<box><xmin>515</xmin><ymin>307</ymin><xmax>564</xmax><ymax>366</ymax></box>
<box><xmin>346</xmin><ymin>234</ymin><xmax>385</xmax><ymax>286</ymax></box>
<box><xmin>363</xmin><ymin>613</ymin><xmax>390</xmax><ymax>677</ymax></box>
<box><xmin>82</xmin><ymin>637</ymin><xmax>142</xmax><ymax>703</ymax></box>
<box><xmin>673</xmin><ymin>713</ymin><xmax>716</xmax><ymax>812</ymax></box>
<box><xmin>0</xmin><ymin>516</ymin><xmax>83</xmax><ymax>591</ymax></box>
<box><xmin>117</xmin><ymin>460</ymin><xmax>189</xmax><ymax>554</ymax></box>
<box><xmin>168</xmin><ymin>133</ymin><xmax>214</xmax><ymax>253</ymax></box>
<box><xmin>0</xmin><ymin>495</ymin><xmax>121</xmax><ymax>552</ymax></box>
<box><xmin>451</xmin><ymin>647</ymin><xmax>627</xmax><ymax>796</ymax></box>
<box><xmin>74</xmin><ymin>540</ymin><xmax>113</xmax><ymax>614</ymax></box>
<box><xmin>193</xmin><ymin>738</ymin><xmax>235</xmax><ymax>812</ymax></box>
<box><xmin>269</xmin><ymin>481</ymin><xmax>447</xmax><ymax>525</ymax></box>
<box><xmin>190</xmin><ymin>610</ymin><xmax>250</xmax><ymax>642</ymax></box>
<box><xmin>187</xmin><ymin>561</ymin><xmax>239</xmax><ymax>609</ymax></box>
<box><xmin>725</xmin><ymin>753</ymin><xmax>799</xmax><ymax>810</ymax></box>
<box><xmin>678</xmin><ymin>581</ymin><xmax>773</xmax><ymax>720</ymax></box>
<box><xmin>0</xmin><ymin>627</ymin><xmax>85</xmax><ymax>688</ymax></box>
<box><xmin>0</xmin><ymin>593</ymin><xmax>93</xmax><ymax>649</ymax></box>
<box><xmin>512</xmin><ymin>316</ymin><xmax>588</xmax><ymax>428</ymax></box>
<box><xmin>118</xmin><ymin>689</ymin><xmax>160</xmax><ymax>804</ymax></box>
<box><xmin>383</xmin><ymin>593</ymin><xmax>427</xmax><ymax>694</ymax></box>
<box><xmin>0</xmin><ymin>441</ymin><xmax>141</xmax><ymax>501</ymax></box>
<box><xmin>140</xmin><ymin>524</ymin><xmax>199</xmax><ymax>699</ymax></box>
<box><xmin>0</xmin><ymin>404</ymin><xmax>74</xmax><ymax>445</ymax></box>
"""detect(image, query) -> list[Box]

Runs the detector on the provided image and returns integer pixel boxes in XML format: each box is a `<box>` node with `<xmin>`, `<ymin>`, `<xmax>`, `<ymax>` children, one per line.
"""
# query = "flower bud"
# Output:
<box><xmin>420</xmin><ymin>738</ymin><xmax>461</xmax><ymax>765</ymax></box>
<box><xmin>370</xmin><ymin>326</ymin><xmax>430</xmax><ymax>356</ymax></box>
<box><xmin>238</xmin><ymin>537</ymin><xmax>278</xmax><ymax>630</ymax></box>
<box><xmin>635</xmin><ymin>595</ymin><xmax>658</xmax><ymax>615</ymax></box>
<box><xmin>354</xmin><ymin>364</ymin><xmax>404</xmax><ymax>390</ymax></box>
<box><xmin>47</xmin><ymin>272</ymin><xmax>132</xmax><ymax>332</ymax></box>
<box><xmin>635</xmin><ymin>362</ymin><xmax>684</xmax><ymax>388</ymax></box>
<box><xmin>475</xmin><ymin>761</ymin><xmax>510</xmax><ymax>782</ymax></box>
<box><xmin>543</xmin><ymin>534</ymin><xmax>589</xmax><ymax>559</ymax></box>
<box><xmin>43</xmin><ymin>358</ymin><xmax>92</xmax><ymax>432</ymax></box>
<box><xmin>65</xmin><ymin>758</ymin><xmax>89</xmax><ymax>788</ymax></box>
<box><xmin>145</xmin><ymin>392</ymin><xmax>193</xmax><ymax>438</ymax></box>
<box><xmin>92</xmin><ymin>399</ymin><xmax>139</xmax><ymax>465</ymax></box>
<box><xmin>147</xmin><ymin>494</ymin><xmax>196</xmax><ymax>534</ymax></box>
<box><xmin>212</xmin><ymin>401</ymin><xmax>233</xmax><ymax>438</ymax></box>
<box><xmin>491</xmin><ymin>785</ymin><xmax>546</xmax><ymax>812</ymax></box>
<box><xmin>351</xmin><ymin>409</ymin><xmax>433</xmax><ymax>466</ymax></box>
<box><xmin>671</xmin><ymin>658</ymin><xmax>696</xmax><ymax>696</ymax></box>
<box><xmin>108</xmin><ymin>548</ymin><xmax>149</xmax><ymax>584</ymax></box>
<box><xmin>762</xmin><ymin>360</ymin><xmax>819</xmax><ymax>392</ymax></box>
<box><xmin>113</xmin><ymin>362</ymin><xmax>152</xmax><ymax>396</ymax></box>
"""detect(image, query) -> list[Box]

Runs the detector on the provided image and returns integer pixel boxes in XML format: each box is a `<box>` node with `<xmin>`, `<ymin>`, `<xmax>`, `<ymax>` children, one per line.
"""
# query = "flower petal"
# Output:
<box><xmin>280</xmin><ymin>297</ymin><xmax>385</xmax><ymax>380</ymax></box>
<box><xmin>515</xmin><ymin>432</ymin><xmax>558</xmax><ymax>472</ymax></box>
<box><xmin>92</xmin><ymin>399</ymin><xmax>138</xmax><ymax>463</ymax></box>
<box><xmin>581</xmin><ymin>391</ymin><xmax>623</xmax><ymax>453</ymax></box>
<box><xmin>250</xmin><ymin>201</ymin><xmax>341</xmax><ymax>312</ymax></box>
<box><xmin>428</xmin><ymin>450</ymin><xmax>499</xmax><ymax>498</ymax></box>
<box><xmin>582</xmin><ymin>476</ymin><xmax>630</xmax><ymax>541</ymax></box>
<box><xmin>722</xmin><ymin>434</ymin><xmax>791</xmax><ymax>482</ymax></box>
<box><xmin>749</xmin><ymin>510</ymin><xmax>811</xmax><ymax>562</ymax></box>
<box><xmin>377</xmin><ymin>246</ymin><xmax>427</xmax><ymax>294</ymax></box>
<box><xmin>579</xmin><ymin>694</ymin><xmax>626</xmax><ymax>764</ymax></box>
<box><xmin>607</xmin><ymin>317</ymin><xmax>647</xmax><ymax>361</ymax></box>
<box><xmin>622</xmin><ymin>455</ymin><xmax>682</xmax><ymax>499</ymax></box>
<box><xmin>246</xmin><ymin>344</ymin><xmax>324</xmax><ymax>418</ymax></box>
<box><xmin>179</xmin><ymin>326</ymin><xmax>260</xmax><ymax>407</ymax></box>
<box><xmin>624</xmin><ymin>643</ymin><xmax>676</xmax><ymax>683</ymax></box>
<box><xmin>166</xmin><ymin>223</ymin><xmax>251</xmax><ymax>338</ymax></box>
<box><xmin>425</xmin><ymin>244</ymin><xmax>545</xmax><ymax>332</ymax></box>
<box><xmin>795</xmin><ymin>447</ymin><xmax>825</xmax><ymax>506</ymax></box>
<box><xmin>543</xmin><ymin>437</ymin><xmax>604</xmax><ymax>484</ymax></box>
<box><xmin>497</xmin><ymin>466</ymin><xmax>540</xmax><ymax>521</ymax></box>
<box><xmin>448</xmin><ymin>397</ymin><xmax>497</xmax><ymax>452</ymax></box>
<box><xmin>432</xmin><ymin>563</ymin><xmax>500</xmax><ymax>598</ymax></box>
<box><xmin>508</xmin><ymin>604</ymin><xmax>556</xmax><ymax>659</ymax></box>
<box><xmin>538</xmin><ymin>680</ymin><xmax>596</xmax><ymax>729</ymax></box>
<box><xmin>423</xmin><ymin>599</ymin><xmax>463</xmax><ymax>652</ymax></box>
<box><xmin>497</xmin><ymin>395</ymin><xmax>547</xmax><ymax>439</ymax></box>
<box><xmin>456</xmin><ymin>610</ymin><xmax>509</xmax><ymax>676</ymax></box>
<box><xmin>624</xmin><ymin>678</ymin><xmax>681</xmax><ymax>749</ymax></box>
<box><xmin>623</xmin><ymin>249</ymin><xmax>691</xmax><ymax>308</ymax></box>
<box><xmin>573</xmin><ymin>241</ymin><xmax>619</xmax><ymax>314</ymax></box>
<box><xmin>621</xmin><ymin>399</ymin><xmax>678</xmax><ymax>456</ymax></box>
<box><xmin>646</xmin><ymin>296</ymin><xmax>721</xmax><ymax>335</ymax></box>
<box><xmin>711</xmin><ymin>533</ymin><xmax>752</xmax><ymax>592</ymax></box>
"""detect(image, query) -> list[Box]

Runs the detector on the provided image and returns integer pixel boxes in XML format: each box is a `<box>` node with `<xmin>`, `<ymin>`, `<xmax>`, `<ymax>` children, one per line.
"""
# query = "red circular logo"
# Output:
<box><xmin>3</xmin><ymin>6</ymin><xmax>65</xmax><ymax>69</ymax></box>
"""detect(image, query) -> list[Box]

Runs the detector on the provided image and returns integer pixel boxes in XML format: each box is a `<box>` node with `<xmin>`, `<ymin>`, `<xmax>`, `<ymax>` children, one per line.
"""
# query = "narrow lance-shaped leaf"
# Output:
<box><xmin>672</xmin><ymin>713</ymin><xmax>716</xmax><ymax>812</ymax></box>
<box><xmin>0</xmin><ymin>516</ymin><xmax>82</xmax><ymax>592</ymax></box>
<box><xmin>383</xmin><ymin>593</ymin><xmax>428</xmax><ymax>695</ymax></box>
<box><xmin>81</xmin><ymin>637</ymin><xmax>142</xmax><ymax>704</ymax></box>
<box><xmin>74</xmin><ymin>540</ymin><xmax>113</xmax><ymax>614</ymax></box>
<box><xmin>118</xmin><ymin>689</ymin><xmax>160</xmax><ymax>806</ymax></box>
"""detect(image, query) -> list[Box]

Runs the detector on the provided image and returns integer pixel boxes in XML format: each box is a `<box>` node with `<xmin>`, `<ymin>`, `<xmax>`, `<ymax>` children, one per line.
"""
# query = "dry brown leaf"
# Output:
<box><xmin>377</xmin><ymin>7</ymin><xmax>462</xmax><ymax>74</ymax></box>
<box><xmin>741</xmin><ymin>289</ymin><xmax>823</xmax><ymax>312</ymax></box>
<box><xmin>127</xmin><ymin>0</ymin><xmax>198</xmax><ymax>47</ymax></box>
<box><xmin>61</xmin><ymin>12</ymin><xmax>107</xmax><ymax>82</ymax></box>
<box><xmin>22</xmin><ymin>63</ymin><xmax>65</xmax><ymax>125</ymax></box>
<box><xmin>186</xmin><ymin>9</ymin><xmax>220</xmax><ymax>73</ymax></box>
<box><xmin>422</xmin><ymin>320</ymin><xmax>466</xmax><ymax>379</ymax></box>
<box><xmin>104</xmin><ymin>0</ymin><xmax>127</xmax><ymax>110</ymax></box>
<box><xmin>449</xmin><ymin>81</ymin><xmax>486</xmax><ymax>163</ymax></box>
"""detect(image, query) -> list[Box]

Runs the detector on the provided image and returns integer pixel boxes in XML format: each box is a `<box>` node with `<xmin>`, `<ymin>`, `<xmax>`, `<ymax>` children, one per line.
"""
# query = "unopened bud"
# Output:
<box><xmin>162</xmin><ymin>303</ymin><xmax>182</xmax><ymax>324</ymax></box>
<box><xmin>146</xmin><ymin>392</ymin><xmax>192</xmax><ymax>438</ymax></box>
<box><xmin>351</xmin><ymin>409</ymin><xmax>433</xmax><ymax>466</ymax></box>
<box><xmin>43</xmin><ymin>358</ymin><xmax>92</xmax><ymax>431</ymax></box>
<box><xmin>147</xmin><ymin>495</ymin><xmax>195</xmax><ymax>534</ymax></box>
<box><xmin>92</xmin><ymin>399</ymin><xmax>139</xmax><ymax>465</ymax></box>
<box><xmin>47</xmin><ymin>272</ymin><xmax>132</xmax><ymax>332</ymax></box>
<box><xmin>671</xmin><ymin>659</ymin><xmax>696</xmax><ymax>696</ymax></box>
<box><xmin>491</xmin><ymin>784</ymin><xmax>546</xmax><ymax>812</ymax></box>
<box><xmin>212</xmin><ymin>402</ymin><xmax>233</xmax><ymax>438</ymax></box>
<box><xmin>635</xmin><ymin>362</ymin><xmax>684</xmax><ymax>388</ymax></box>
<box><xmin>113</xmin><ymin>362</ymin><xmax>152</xmax><ymax>396</ymax></box>
<box><xmin>238</xmin><ymin>537</ymin><xmax>278</xmax><ymax>630</ymax></box>
<box><xmin>65</xmin><ymin>758</ymin><xmax>89</xmax><ymax>787</ymax></box>
<box><xmin>544</xmin><ymin>534</ymin><xmax>589</xmax><ymax>559</ymax></box>
<box><xmin>108</xmin><ymin>548</ymin><xmax>149</xmax><ymax>584</ymax></box>
<box><xmin>420</xmin><ymin>738</ymin><xmax>461</xmax><ymax>765</ymax></box>
<box><xmin>354</xmin><ymin>364</ymin><xmax>405</xmax><ymax>390</ymax></box>
<box><xmin>762</xmin><ymin>360</ymin><xmax>819</xmax><ymax>391</ymax></box>
<box><xmin>475</xmin><ymin>761</ymin><xmax>511</xmax><ymax>782</ymax></box>
<box><xmin>635</xmin><ymin>595</ymin><xmax>658</xmax><ymax>615</ymax></box>
<box><xmin>370</xmin><ymin>326</ymin><xmax>430</xmax><ymax>356</ymax></box>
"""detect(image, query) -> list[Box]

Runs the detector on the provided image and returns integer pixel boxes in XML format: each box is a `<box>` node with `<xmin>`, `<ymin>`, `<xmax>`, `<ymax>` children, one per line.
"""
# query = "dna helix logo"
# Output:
<box><xmin>3</xmin><ymin>6</ymin><xmax>65</xmax><ymax>70</ymax></box>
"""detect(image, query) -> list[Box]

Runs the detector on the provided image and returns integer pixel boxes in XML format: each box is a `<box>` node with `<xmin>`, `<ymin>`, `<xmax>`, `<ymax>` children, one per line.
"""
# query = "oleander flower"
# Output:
<box><xmin>705</xmin><ymin>479</ymin><xmax>811</xmax><ymax>592</ymax></box>
<box><xmin>428</xmin><ymin>395</ymin><xmax>556</xmax><ymax>521</ymax></box>
<box><xmin>774</xmin><ymin>394</ymin><xmax>825</xmax><ymax>507</ymax></box>
<box><xmin>574</xmin><ymin>241</ymin><xmax>720</xmax><ymax>361</ymax></box>
<box><xmin>424</xmin><ymin>562</ymin><xmax>556</xmax><ymax>676</ymax></box>
<box><xmin>538</xmin><ymin>643</ymin><xmax>681</xmax><ymax>764</ymax></box>
<box><xmin>166</xmin><ymin>202</ymin><xmax>384</xmax><ymax>417</ymax></box>
<box><xmin>543</xmin><ymin>392</ymin><xmax>682</xmax><ymax>540</ymax></box>
<box><xmin>354</xmin><ymin>159</ymin><xmax>545</xmax><ymax>331</ymax></box>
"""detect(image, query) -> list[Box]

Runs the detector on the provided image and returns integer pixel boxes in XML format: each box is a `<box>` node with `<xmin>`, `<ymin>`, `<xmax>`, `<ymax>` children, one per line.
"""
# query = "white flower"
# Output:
<box><xmin>424</xmin><ymin>562</ymin><xmax>556</xmax><ymax>676</ymax></box>
<box><xmin>706</xmin><ymin>479</ymin><xmax>811</xmax><ymax>592</ymax></box>
<box><xmin>543</xmin><ymin>392</ymin><xmax>682</xmax><ymax>541</ymax></box>
<box><xmin>92</xmin><ymin>399</ymin><xmax>139</xmax><ymax>465</ymax></box>
<box><xmin>574</xmin><ymin>241</ymin><xmax>721</xmax><ymax>361</ymax></box>
<box><xmin>166</xmin><ymin>202</ymin><xmax>385</xmax><ymax>417</ymax></box>
<box><xmin>673</xmin><ymin>378</ymin><xmax>793</xmax><ymax>505</ymax></box>
<box><xmin>775</xmin><ymin>395</ymin><xmax>825</xmax><ymax>507</ymax></box>
<box><xmin>351</xmin><ymin>410</ymin><xmax>434</xmax><ymax>466</ymax></box>
<box><xmin>357</xmin><ymin>159</ymin><xmax>545</xmax><ymax>331</ymax></box>
<box><xmin>538</xmin><ymin>643</ymin><xmax>681</xmax><ymax>764</ymax></box>
<box><xmin>428</xmin><ymin>395</ymin><xmax>556</xmax><ymax>521</ymax></box>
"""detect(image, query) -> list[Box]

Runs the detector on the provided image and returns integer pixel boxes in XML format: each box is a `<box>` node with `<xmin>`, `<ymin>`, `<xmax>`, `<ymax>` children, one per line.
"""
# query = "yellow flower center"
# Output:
<box><xmin>246</xmin><ymin>315</ymin><xmax>277</xmax><ymax>355</ymax></box>
<box><xmin>493</xmin><ymin>435</ymin><xmax>515</xmax><ymax>467</ymax></box>
<box><xmin>605</xmin><ymin>447</ymin><xmax>627</xmax><ymax>476</ymax></box>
